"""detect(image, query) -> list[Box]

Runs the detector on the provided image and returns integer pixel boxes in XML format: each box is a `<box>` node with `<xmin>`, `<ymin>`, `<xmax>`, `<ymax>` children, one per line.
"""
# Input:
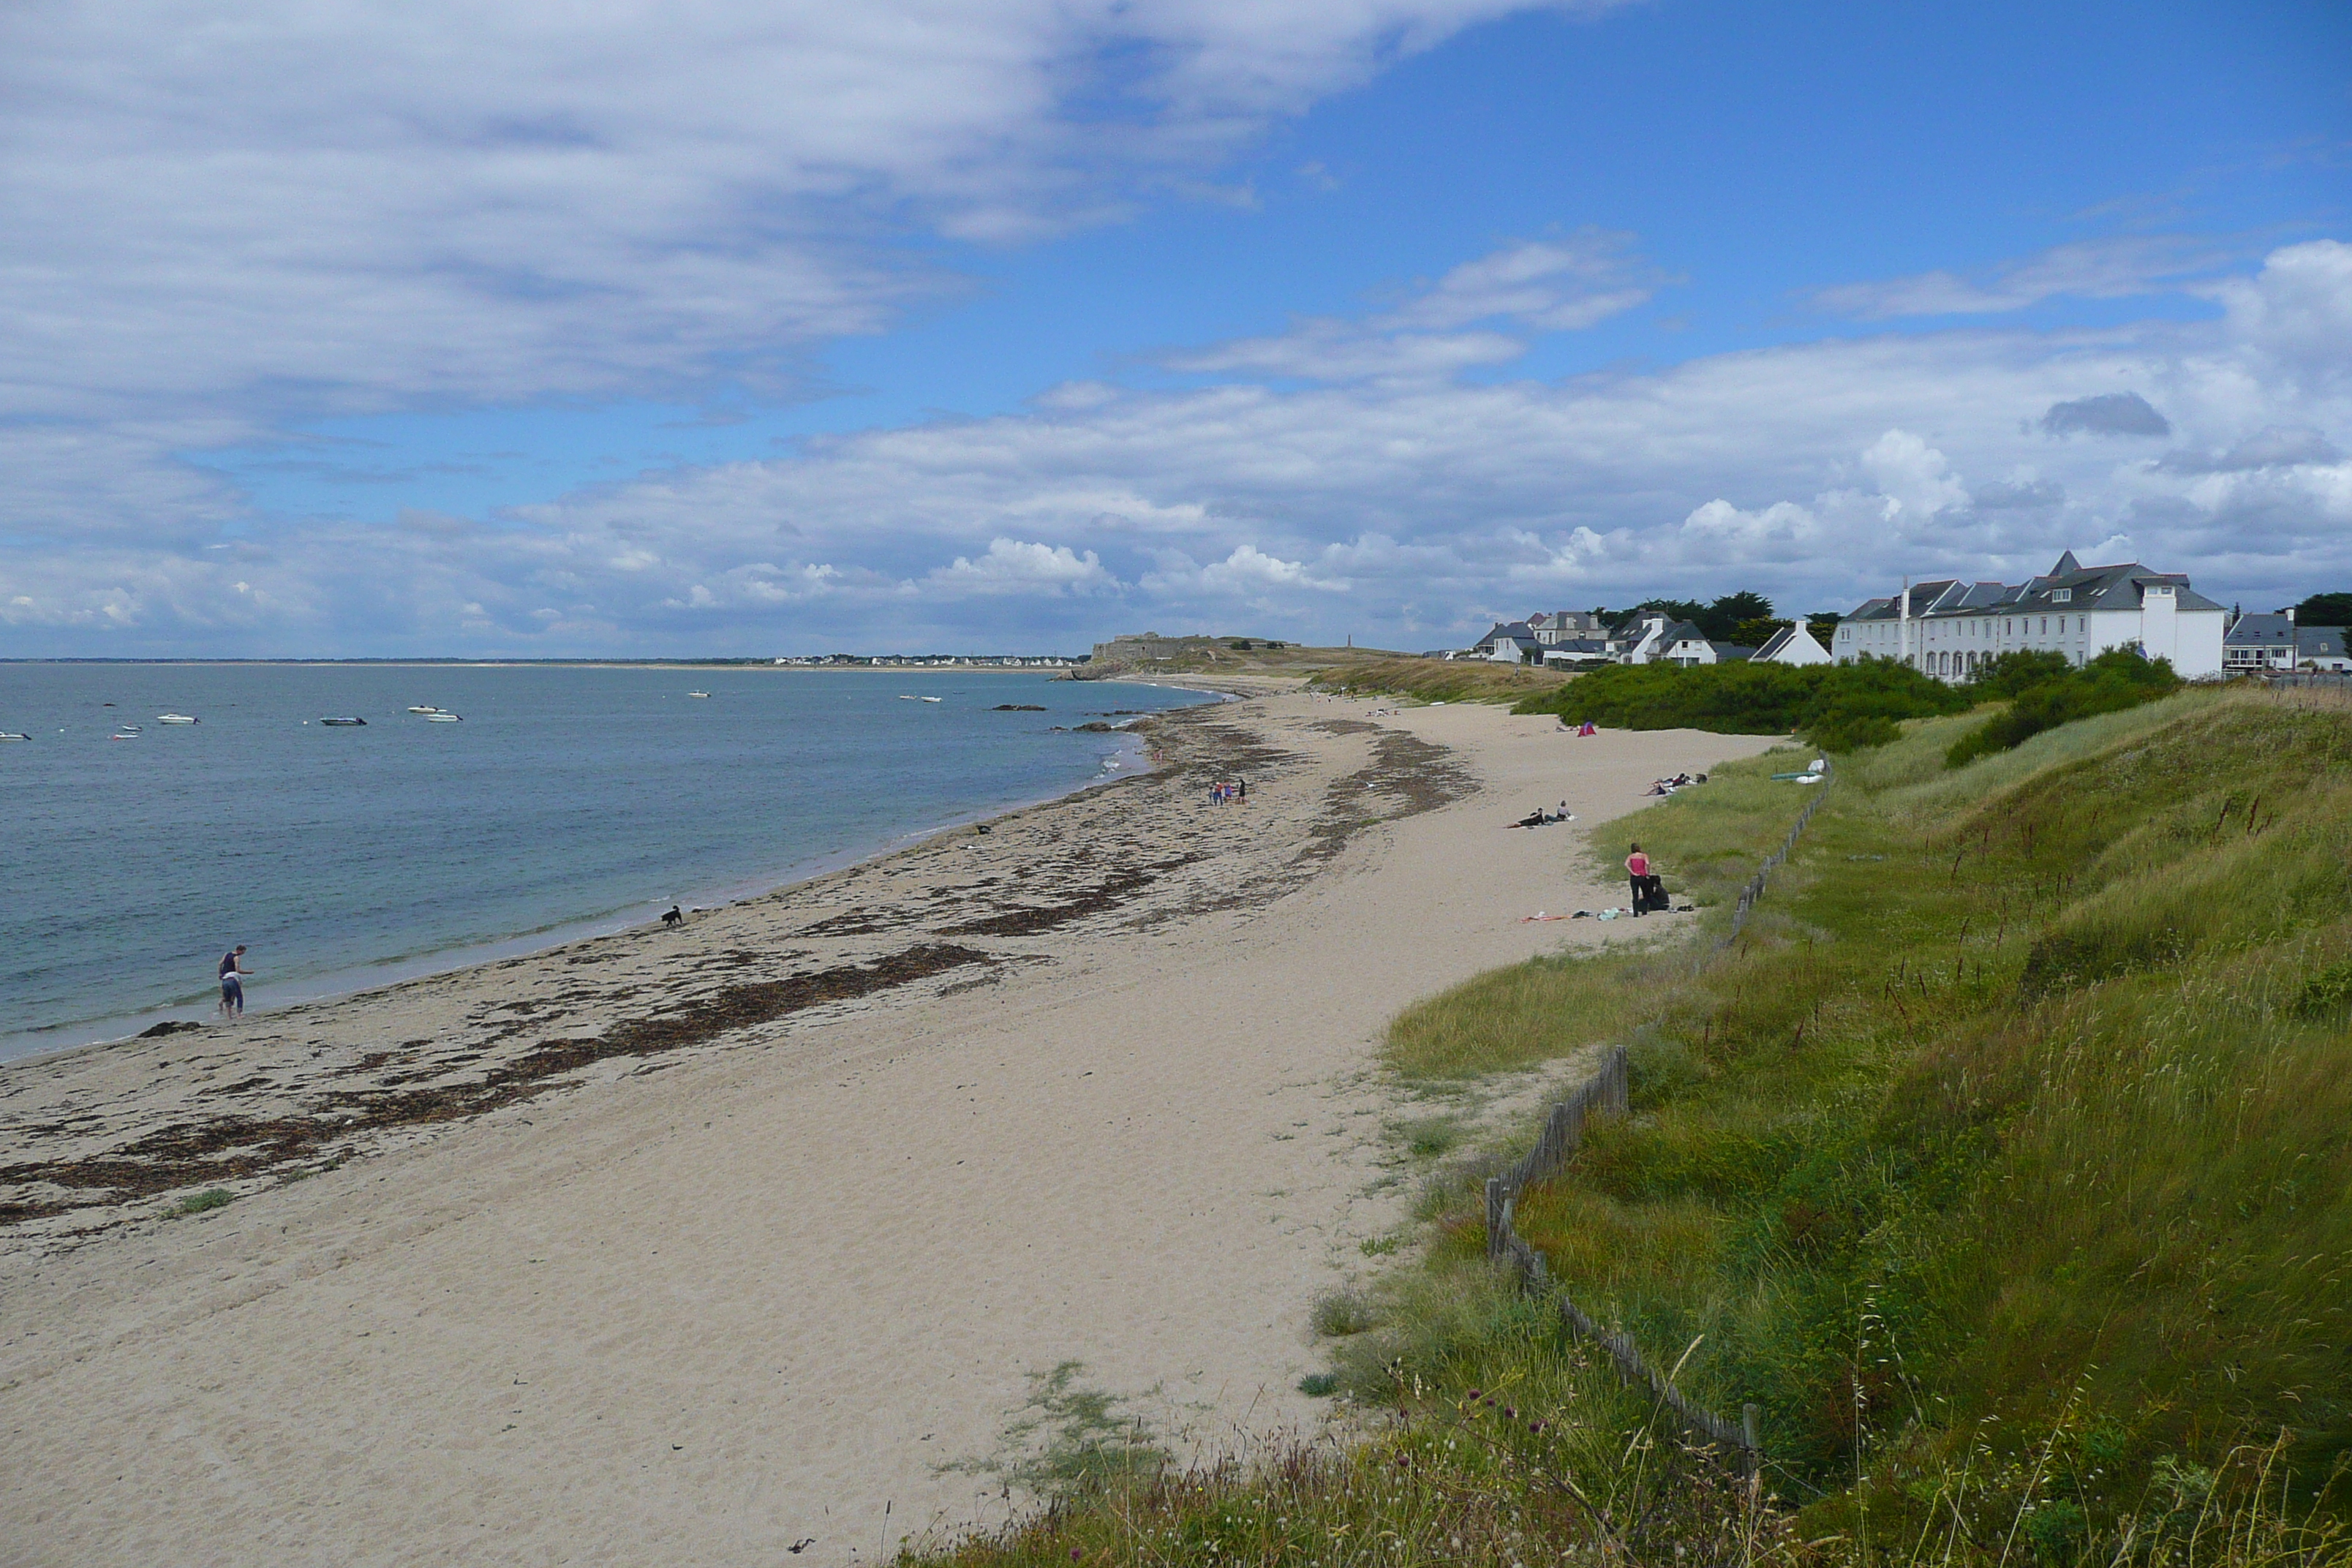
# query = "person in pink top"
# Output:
<box><xmin>1625</xmin><ymin>843</ymin><xmax>1651</xmax><ymax>914</ymax></box>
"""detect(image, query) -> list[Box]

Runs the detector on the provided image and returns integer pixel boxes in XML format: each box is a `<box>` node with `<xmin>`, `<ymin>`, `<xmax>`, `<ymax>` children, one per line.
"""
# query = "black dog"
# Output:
<box><xmin>661</xmin><ymin>905</ymin><xmax>683</xmax><ymax>928</ymax></box>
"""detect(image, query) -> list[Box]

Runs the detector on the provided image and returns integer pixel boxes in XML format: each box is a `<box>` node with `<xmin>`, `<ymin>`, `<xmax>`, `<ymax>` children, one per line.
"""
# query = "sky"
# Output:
<box><xmin>3</xmin><ymin>0</ymin><xmax>2348</xmax><ymax>656</ymax></box>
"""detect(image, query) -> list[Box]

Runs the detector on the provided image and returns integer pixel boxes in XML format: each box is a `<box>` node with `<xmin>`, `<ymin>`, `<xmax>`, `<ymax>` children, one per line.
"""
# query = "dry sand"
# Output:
<box><xmin>0</xmin><ymin>687</ymin><xmax>1785</xmax><ymax>1567</ymax></box>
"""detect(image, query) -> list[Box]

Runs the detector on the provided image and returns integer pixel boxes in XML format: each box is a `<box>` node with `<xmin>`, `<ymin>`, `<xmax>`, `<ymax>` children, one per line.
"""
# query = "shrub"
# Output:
<box><xmin>1945</xmin><ymin>648</ymin><xmax>2181</xmax><ymax>766</ymax></box>
<box><xmin>1511</xmin><ymin>656</ymin><xmax>1968</xmax><ymax>752</ymax></box>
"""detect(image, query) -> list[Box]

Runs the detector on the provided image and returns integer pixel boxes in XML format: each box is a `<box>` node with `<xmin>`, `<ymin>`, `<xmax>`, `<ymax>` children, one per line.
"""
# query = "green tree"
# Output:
<box><xmin>2291</xmin><ymin>591</ymin><xmax>2352</xmax><ymax>627</ymax></box>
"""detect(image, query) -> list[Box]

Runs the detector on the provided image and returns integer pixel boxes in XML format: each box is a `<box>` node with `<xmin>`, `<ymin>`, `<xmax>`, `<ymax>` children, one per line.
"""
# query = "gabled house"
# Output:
<box><xmin>1526</xmin><ymin>610</ymin><xmax>1610</xmax><ymax>647</ymax></box>
<box><xmin>1833</xmin><ymin>551</ymin><xmax>2226</xmax><ymax>680</ymax></box>
<box><xmin>2223</xmin><ymin>614</ymin><xmax>2351</xmax><ymax>673</ymax></box>
<box><xmin>1472</xmin><ymin>621</ymin><xmax>1544</xmax><ymax>664</ymax></box>
<box><xmin>1753</xmin><ymin>623</ymin><xmax>1833</xmax><ymax>666</ymax></box>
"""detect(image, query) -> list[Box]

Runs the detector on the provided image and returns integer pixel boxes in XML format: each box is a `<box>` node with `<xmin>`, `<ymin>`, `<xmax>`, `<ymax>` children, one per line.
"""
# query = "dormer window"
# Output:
<box><xmin>2050</xmin><ymin>589</ymin><xmax>2071</xmax><ymax>603</ymax></box>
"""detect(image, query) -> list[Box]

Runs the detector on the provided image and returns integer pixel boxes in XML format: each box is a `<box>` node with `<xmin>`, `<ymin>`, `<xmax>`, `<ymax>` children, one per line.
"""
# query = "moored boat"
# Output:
<box><xmin>687</xmin><ymin>691</ymin><xmax>711</xmax><ymax>698</ymax></box>
<box><xmin>0</xmin><ymin>731</ymin><xmax>29</xmax><ymax>742</ymax></box>
<box><xmin>423</xmin><ymin>712</ymin><xmax>463</xmax><ymax>723</ymax></box>
<box><xmin>157</xmin><ymin>714</ymin><xmax>199</xmax><ymax>725</ymax></box>
<box><xmin>406</xmin><ymin>705</ymin><xmax>442</xmax><ymax>714</ymax></box>
<box><xmin>320</xmin><ymin>716</ymin><xmax>367</xmax><ymax>726</ymax></box>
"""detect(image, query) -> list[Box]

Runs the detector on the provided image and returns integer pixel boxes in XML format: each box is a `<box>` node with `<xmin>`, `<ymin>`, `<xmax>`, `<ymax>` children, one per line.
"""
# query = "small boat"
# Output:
<box><xmin>897</xmin><ymin>694</ymin><xmax>919</xmax><ymax>701</ymax></box>
<box><xmin>0</xmin><ymin>731</ymin><xmax>28</xmax><ymax>742</ymax></box>
<box><xmin>407</xmin><ymin>705</ymin><xmax>442</xmax><ymax>715</ymax></box>
<box><xmin>423</xmin><ymin>712</ymin><xmax>463</xmax><ymax>723</ymax></box>
<box><xmin>687</xmin><ymin>691</ymin><xmax>711</xmax><ymax>699</ymax></box>
<box><xmin>320</xmin><ymin>716</ymin><xmax>368</xmax><ymax>726</ymax></box>
<box><xmin>920</xmin><ymin>696</ymin><xmax>943</xmax><ymax>703</ymax></box>
<box><xmin>157</xmin><ymin>714</ymin><xmax>199</xmax><ymax>725</ymax></box>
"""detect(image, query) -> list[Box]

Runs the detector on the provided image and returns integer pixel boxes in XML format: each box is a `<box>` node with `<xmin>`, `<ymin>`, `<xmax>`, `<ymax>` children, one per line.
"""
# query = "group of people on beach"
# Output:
<box><xmin>1210</xmin><ymin>778</ymin><xmax>1248</xmax><ymax>804</ymax></box>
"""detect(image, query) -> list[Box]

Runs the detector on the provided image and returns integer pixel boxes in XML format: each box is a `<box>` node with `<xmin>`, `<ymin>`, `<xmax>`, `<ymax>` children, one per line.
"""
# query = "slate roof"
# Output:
<box><xmin>1841</xmin><ymin>554</ymin><xmax>2224</xmax><ymax>623</ymax></box>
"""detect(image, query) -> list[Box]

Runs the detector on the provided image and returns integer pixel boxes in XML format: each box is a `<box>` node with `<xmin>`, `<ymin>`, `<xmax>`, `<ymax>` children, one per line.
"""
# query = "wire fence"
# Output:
<box><xmin>1484</xmin><ymin>766</ymin><xmax>1836</xmax><ymax>1477</ymax></box>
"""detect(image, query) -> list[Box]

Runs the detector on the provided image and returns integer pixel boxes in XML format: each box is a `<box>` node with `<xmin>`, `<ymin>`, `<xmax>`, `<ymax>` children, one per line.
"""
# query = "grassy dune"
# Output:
<box><xmin>1305</xmin><ymin>656</ymin><xmax>1575</xmax><ymax>706</ymax></box>
<box><xmin>906</xmin><ymin>687</ymin><xmax>2352</xmax><ymax>1568</ymax></box>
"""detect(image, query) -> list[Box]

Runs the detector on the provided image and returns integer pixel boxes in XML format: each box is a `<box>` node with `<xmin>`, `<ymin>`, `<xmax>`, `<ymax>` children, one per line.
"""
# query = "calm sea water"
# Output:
<box><xmin>0</xmin><ymin>664</ymin><xmax>1208</xmax><ymax>1060</ymax></box>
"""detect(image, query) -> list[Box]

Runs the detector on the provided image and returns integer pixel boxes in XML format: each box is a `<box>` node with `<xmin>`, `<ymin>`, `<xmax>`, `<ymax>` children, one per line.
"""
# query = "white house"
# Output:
<box><xmin>1833</xmin><ymin>552</ymin><xmax>2226</xmax><ymax>681</ymax></box>
<box><xmin>1472</xmin><ymin>621</ymin><xmax>1544</xmax><ymax>663</ymax></box>
<box><xmin>1753</xmin><ymin>624</ymin><xmax>1833</xmax><ymax>666</ymax></box>
<box><xmin>2223</xmin><ymin>614</ymin><xmax>2351</xmax><ymax>674</ymax></box>
<box><xmin>1526</xmin><ymin>610</ymin><xmax>1609</xmax><ymax>647</ymax></box>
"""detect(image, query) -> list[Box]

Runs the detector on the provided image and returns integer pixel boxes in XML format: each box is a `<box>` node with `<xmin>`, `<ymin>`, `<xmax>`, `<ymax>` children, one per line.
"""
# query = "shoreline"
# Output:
<box><xmin>1</xmin><ymin>690</ymin><xmax>1789</xmax><ymax>1565</ymax></box>
<box><xmin>0</xmin><ymin>688</ymin><xmax>1216</xmax><ymax>1067</ymax></box>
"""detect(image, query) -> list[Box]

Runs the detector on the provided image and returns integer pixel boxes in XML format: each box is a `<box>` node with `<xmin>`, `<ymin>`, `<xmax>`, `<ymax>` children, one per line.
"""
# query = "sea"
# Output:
<box><xmin>0</xmin><ymin>663</ymin><xmax>1212</xmax><ymax>1061</ymax></box>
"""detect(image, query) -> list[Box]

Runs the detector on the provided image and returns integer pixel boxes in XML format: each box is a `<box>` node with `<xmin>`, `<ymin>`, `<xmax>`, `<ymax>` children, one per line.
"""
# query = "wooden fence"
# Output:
<box><xmin>1483</xmin><ymin>766</ymin><xmax>1836</xmax><ymax>1477</ymax></box>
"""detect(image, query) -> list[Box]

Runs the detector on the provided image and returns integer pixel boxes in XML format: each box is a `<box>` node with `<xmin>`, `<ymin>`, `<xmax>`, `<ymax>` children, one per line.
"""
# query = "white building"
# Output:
<box><xmin>1833</xmin><ymin>552</ymin><xmax>2226</xmax><ymax>681</ymax></box>
<box><xmin>1752</xmin><ymin>624</ymin><xmax>1833</xmax><ymax>666</ymax></box>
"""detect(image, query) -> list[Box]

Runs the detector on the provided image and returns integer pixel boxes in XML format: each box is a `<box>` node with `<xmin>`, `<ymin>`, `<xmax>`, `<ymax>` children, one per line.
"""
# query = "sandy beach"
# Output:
<box><xmin>0</xmin><ymin>687</ymin><xmax>1783</xmax><ymax>1566</ymax></box>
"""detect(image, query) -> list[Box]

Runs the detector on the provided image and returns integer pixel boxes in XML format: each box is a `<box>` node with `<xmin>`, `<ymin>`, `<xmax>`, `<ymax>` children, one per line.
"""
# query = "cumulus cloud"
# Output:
<box><xmin>2040</xmin><ymin>391</ymin><xmax>2173</xmax><ymax>438</ymax></box>
<box><xmin>926</xmin><ymin>538</ymin><xmax>1118</xmax><ymax>596</ymax></box>
<box><xmin>6</xmin><ymin>233</ymin><xmax>2352</xmax><ymax>652</ymax></box>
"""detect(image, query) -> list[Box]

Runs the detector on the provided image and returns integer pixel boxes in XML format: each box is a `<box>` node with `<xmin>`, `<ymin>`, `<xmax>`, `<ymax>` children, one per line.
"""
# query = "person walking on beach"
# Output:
<box><xmin>1624</xmin><ymin>844</ymin><xmax>1651</xmax><ymax>916</ymax></box>
<box><xmin>217</xmin><ymin>945</ymin><xmax>251</xmax><ymax>1017</ymax></box>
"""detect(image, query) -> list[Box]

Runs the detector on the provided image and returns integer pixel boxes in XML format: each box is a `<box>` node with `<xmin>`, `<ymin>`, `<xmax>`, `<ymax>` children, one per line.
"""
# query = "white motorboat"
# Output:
<box><xmin>687</xmin><ymin>690</ymin><xmax>711</xmax><ymax>698</ymax></box>
<box><xmin>897</xmin><ymin>694</ymin><xmax>919</xmax><ymax>701</ymax></box>
<box><xmin>157</xmin><ymin>713</ymin><xmax>199</xmax><ymax>725</ymax></box>
<box><xmin>0</xmin><ymin>731</ymin><xmax>28</xmax><ymax>742</ymax></box>
<box><xmin>424</xmin><ymin>712</ymin><xmax>463</xmax><ymax>723</ymax></box>
<box><xmin>920</xmin><ymin>696</ymin><xmax>942</xmax><ymax>703</ymax></box>
<box><xmin>407</xmin><ymin>705</ymin><xmax>442</xmax><ymax>714</ymax></box>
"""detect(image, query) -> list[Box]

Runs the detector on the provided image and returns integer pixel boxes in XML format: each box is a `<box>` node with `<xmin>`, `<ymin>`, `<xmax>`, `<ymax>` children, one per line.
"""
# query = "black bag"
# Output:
<box><xmin>1636</xmin><ymin>873</ymin><xmax>1668</xmax><ymax>913</ymax></box>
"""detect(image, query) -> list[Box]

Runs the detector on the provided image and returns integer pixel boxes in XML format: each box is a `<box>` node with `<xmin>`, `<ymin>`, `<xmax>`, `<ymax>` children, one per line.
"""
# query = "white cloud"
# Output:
<box><xmin>1160</xmin><ymin>233</ymin><xmax>1657</xmax><ymax>382</ymax></box>
<box><xmin>1858</xmin><ymin>429</ymin><xmax>1969</xmax><ymax>520</ymax></box>
<box><xmin>1814</xmin><ymin>235</ymin><xmax>2238</xmax><ymax>319</ymax></box>
<box><xmin>5</xmin><ymin>236</ymin><xmax>2350</xmax><ymax>651</ymax></box>
<box><xmin>926</xmin><ymin>538</ymin><xmax>1119</xmax><ymax>596</ymax></box>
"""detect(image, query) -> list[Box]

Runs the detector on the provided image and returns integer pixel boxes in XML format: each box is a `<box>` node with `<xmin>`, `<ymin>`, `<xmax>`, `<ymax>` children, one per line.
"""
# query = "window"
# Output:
<box><xmin>2051</xmin><ymin>589</ymin><xmax>2071</xmax><ymax>603</ymax></box>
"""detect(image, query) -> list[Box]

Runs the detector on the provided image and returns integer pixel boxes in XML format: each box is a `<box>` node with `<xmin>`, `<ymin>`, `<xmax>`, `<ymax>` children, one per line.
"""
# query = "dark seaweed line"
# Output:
<box><xmin>0</xmin><ymin>943</ymin><xmax>991</xmax><ymax>1224</ymax></box>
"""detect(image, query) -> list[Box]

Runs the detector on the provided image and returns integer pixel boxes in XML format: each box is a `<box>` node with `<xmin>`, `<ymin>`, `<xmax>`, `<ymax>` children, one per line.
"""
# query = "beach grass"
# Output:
<box><xmin>902</xmin><ymin>685</ymin><xmax>2352</xmax><ymax>1568</ymax></box>
<box><xmin>1305</xmin><ymin>657</ymin><xmax>1574</xmax><ymax>706</ymax></box>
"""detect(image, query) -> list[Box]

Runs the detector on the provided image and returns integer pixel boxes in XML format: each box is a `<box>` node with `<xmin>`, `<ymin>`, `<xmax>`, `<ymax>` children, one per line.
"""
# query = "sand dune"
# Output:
<box><xmin>0</xmin><ymin>687</ymin><xmax>1784</xmax><ymax>1566</ymax></box>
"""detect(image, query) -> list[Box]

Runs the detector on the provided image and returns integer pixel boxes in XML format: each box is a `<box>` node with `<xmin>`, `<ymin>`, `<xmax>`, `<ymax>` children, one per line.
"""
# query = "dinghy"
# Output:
<box><xmin>320</xmin><ymin>716</ymin><xmax>367</xmax><ymax>726</ymax></box>
<box><xmin>157</xmin><ymin>714</ymin><xmax>199</xmax><ymax>725</ymax></box>
<box><xmin>423</xmin><ymin>712</ymin><xmax>463</xmax><ymax>723</ymax></box>
<box><xmin>407</xmin><ymin>705</ymin><xmax>442</xmax><ymax>714</ymax></box>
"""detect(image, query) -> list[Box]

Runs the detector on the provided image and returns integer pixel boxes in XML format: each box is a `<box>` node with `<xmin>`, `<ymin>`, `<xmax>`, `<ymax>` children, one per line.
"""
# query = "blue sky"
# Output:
<box><xmin>4</xmin><ymin>0</ymin><xmax>2348</xmax><ymax>653</ymax></box>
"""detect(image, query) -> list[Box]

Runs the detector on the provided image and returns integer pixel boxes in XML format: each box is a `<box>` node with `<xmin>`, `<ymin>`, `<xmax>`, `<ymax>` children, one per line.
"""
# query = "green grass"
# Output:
<box><xmin>1305</xmin><ymin>657</ymin><xmax>1573</xmax><ymax>706</ymax></box>
<box><xmin>902</xmin><ymin>687</ymin><xmax>2352</xmax><ymax>1567</ymax></box>
<box><xmin>1451</xmin><ymin>688</ymin><xmax>2352</xmax><ymax>1520</ymax></box>
<box><xmin>166</xmin><ymin>1187</ymin><xmax>235</xmax><ymax>1217</ymax></box>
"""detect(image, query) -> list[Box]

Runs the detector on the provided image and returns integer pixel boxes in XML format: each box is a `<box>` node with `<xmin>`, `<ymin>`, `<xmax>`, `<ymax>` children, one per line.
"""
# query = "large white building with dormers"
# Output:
<box><xmin>1833</xmin><ymin>551</ymin><xmax>2227</xmax><ymax>682</ymax></box>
